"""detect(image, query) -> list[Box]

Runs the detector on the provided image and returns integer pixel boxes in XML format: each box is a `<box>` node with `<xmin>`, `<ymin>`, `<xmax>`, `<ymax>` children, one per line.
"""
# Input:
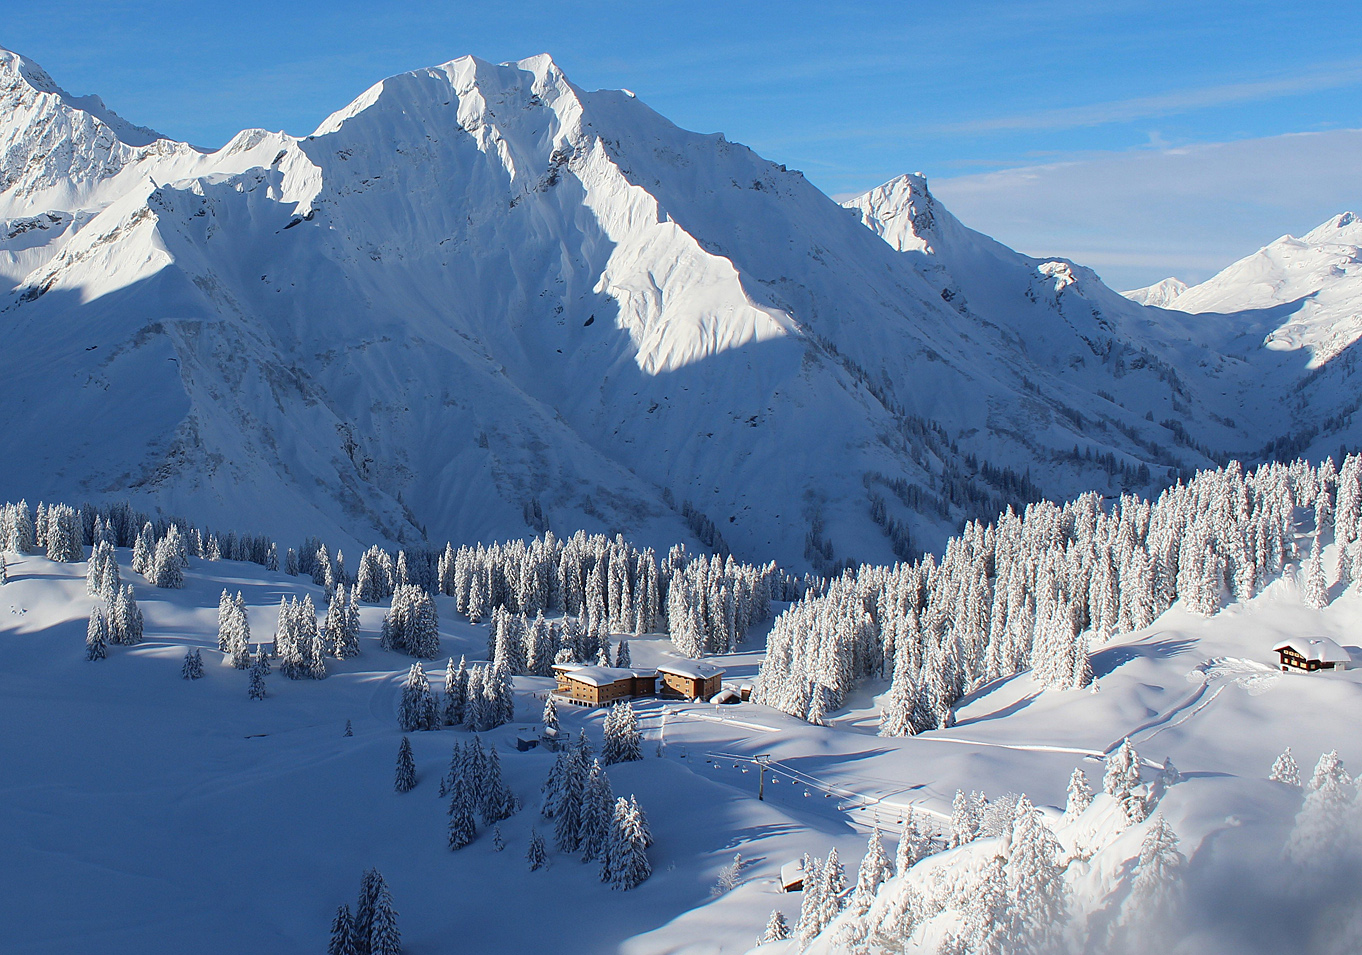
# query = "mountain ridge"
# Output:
<box><xmin>3</xmin><ymin>48</ymin><xmax>1359</xmax><ymax>568</ymax></box>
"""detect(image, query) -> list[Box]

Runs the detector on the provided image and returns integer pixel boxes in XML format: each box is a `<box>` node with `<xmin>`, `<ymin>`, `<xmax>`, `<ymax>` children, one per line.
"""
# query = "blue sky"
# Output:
<box><xmin>6</xmin><ymin>1</ymin><xmax>1361</xmax><ymax>288</ymax></box>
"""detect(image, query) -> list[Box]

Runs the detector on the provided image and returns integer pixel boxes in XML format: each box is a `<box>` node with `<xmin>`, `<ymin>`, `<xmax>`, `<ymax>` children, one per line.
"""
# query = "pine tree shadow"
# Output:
<box><xmin>1090</xmin><ymin>637</ymin><xmax>1198</xmax><ymax>679</ymax></box>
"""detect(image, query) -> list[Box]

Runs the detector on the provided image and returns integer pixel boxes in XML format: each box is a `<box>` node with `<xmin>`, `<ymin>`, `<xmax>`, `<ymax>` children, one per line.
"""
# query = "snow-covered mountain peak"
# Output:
<box><xmin>1122</xmin><ymin>276</ymin><xmax>1188</xmax><ymax>308</ymax></box>
<box><xmin>0</xmin><ymin>47</ymin><xmax>207</xmax><ymax>219</ymax></box>
<box><xmin>1302</xmin><ymin>210</ymin><xmax>1362</xmax><ymax>245</ymax></box>
<box><xmin>0</xmin><ymin>46</ymin><xmax>167</xmax><ymax>149</ymax></box>
<box><xmin>841</xmin><ymin>171</ymin><xmax>939</xmax><ymax>254</ymax></box>
<box><xmin>312</xmin><ymin>54</ymin><xmax>581</xmax><ymax>140</ymax></box>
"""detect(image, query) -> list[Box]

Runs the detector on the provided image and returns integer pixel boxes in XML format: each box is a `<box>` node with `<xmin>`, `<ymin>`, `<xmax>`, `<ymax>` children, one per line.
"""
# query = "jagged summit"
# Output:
<box><xmin>1303</xmin><ymin>210</ymin><xmax>1361</xmax><ymax>244</ymax></box>
<box><xmin>0</xmin><ymin>45</ymin><xmax>167</xmax><ymax>148</ymax></box>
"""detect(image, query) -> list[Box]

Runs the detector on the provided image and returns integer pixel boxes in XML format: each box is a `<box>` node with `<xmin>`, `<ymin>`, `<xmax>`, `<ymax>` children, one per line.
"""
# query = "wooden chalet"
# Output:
<box><xmin>657</xmin><ymin>661</ymin><xmax>726</xmax><ymax>701</ymax></box>
<box><xmin>780</xmin><ymin>860</ymin><xmax>805</xmax><ymax>892</ymax></box>
<box><xmin>1273</xmin><ymin>637</ymin><xmax>1351</xmax><ymax>672</ymax></box>
<box><xmin>550</xmin><ymin>663</ymin><xmax>657</xmax><ymax>707</ymax></box>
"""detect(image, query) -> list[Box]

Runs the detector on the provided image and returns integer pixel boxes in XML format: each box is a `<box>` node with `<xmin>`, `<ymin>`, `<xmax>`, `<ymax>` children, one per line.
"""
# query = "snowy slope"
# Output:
<box><xmin>842</xmin><ymin>174</ymin><xmax>1251</xmax><ymax>457</ymax></box>
<box><xmin>5</xmin><ymin>516</ymin><xmax>1362</xmax><ymax>952</ymax></box>
<box><xmin>0</xmin><ymin>49</ymin><xmax>1249</xmax><ymax>568</ymax></box>
<box><xmin>1170</xmin><ymin>212</ymin><xmax>1362</xmax><ymax>367</ymax></box>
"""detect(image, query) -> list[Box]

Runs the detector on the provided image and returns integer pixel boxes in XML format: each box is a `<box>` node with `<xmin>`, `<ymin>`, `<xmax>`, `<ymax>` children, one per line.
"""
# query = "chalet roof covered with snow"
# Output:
<box><xmin>551</xmin><ymin>664</ymin><xmax>656</xmax><ymax>686</ymax></box>
<box><xmin>657</xmin><ymin>661</ymin><xmax>726</xmax><ymax>680</ymax></box>
<box><xmin>1272</xmin><ymin>636</ymin><xmax>1351</xmax><ymax>664</ymax></box>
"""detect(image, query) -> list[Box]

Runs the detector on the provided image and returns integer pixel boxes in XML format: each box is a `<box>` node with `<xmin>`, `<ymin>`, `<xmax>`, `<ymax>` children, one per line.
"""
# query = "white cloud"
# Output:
<box><xmin>928</xmin><ymin>129</ymin><xmax>1362</xmax><ymax>291</ymax></box>
<box><xmin>929</xmin><ymin>62</ymin><xmax>1362</xmax><ymax>134</ymax></box>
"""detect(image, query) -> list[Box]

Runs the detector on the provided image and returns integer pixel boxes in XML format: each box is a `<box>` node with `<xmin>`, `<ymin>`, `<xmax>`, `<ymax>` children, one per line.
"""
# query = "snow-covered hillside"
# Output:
<box><xmin>5</xmin><ymin>473</ymin><xmax>1362</xmax><ymax>954</ymax></box>
<box><xmin>1159</xmin><ymin>212</ymin><xmax>1362</xmax><ymax>367</ymax></box>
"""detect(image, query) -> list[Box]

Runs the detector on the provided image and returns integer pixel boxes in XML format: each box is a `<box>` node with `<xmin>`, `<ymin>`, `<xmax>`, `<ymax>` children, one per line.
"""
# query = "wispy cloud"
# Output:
<box><xmin>929</xmin><ymin>128</ymin><xmax>1362</xmax><ymax>291</ymax></box>
<box><xmin>931</xmin><ymin>61</ymin><xmax>1362</xmax><ymax>135</ymax></box>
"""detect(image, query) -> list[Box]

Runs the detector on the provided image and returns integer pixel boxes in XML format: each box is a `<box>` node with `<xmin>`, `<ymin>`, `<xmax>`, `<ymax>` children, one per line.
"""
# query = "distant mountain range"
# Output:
<box><xmin>2</xmin><ymin>44</ymin><xmax>1359</xmax><ymax>568</ymax></box>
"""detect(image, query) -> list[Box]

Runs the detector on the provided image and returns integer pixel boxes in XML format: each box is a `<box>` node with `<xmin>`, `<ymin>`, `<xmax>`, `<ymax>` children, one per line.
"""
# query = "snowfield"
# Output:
<box><xmin>4</xmin><ymin>526</ymin><xmax>1362</xmax><ymax>953</ymax></box>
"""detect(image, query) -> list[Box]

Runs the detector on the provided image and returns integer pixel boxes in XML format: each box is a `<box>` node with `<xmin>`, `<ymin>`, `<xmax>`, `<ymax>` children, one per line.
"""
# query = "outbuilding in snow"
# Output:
<box><xmin>780</xmin><ymin>860</ymin><xmax>805</xmax><ymax>892</ymax></box>
<box><xmin>1272</xmin><ymin>637</ymin><xmax>1351</xmax><ymax>672</ymax></box>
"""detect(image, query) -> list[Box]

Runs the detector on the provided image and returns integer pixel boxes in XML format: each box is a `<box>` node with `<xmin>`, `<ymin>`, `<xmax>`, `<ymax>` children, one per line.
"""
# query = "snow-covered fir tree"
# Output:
<box><xmin>896</xmin><ymin>809</ymin><xmax>934</xmax><ymax>873</ymax></box>
<box><xmin>1120</xmin><ymin>813</ymin><xmax>1184</xmax><ymax>934</ymax></box>
<box><xmin>1065</xmin><ymin>767</ymin><xmax>1094</xmax><ymax>818</ymax></box>
<box><xmin>181</xmin><ymin>647</ymin><xmax>204</xmax><ymax>680</ymax></box>
<box><xmin>86</xmin><ymin>605</ymin><xmax>108</xmax><ymax>661</ymax></box>
<box><xmin>850</xmin><ymin>828</ymin><xmax>892</xmax><ymax>915</ymax></box>
<box><xmin>227</xmin><ymin>592</ymin><xmax>252</xmax><ymax>670</ymax></box>
<box><xmin>150</xmin><ymin>525</ymin><xmax>187</xmax><ymax>589</ymax></box>
<box><xmin>949</xmin><ymin>789</ymin><xmax>983</xmax><ymax>847</ymax></box>
<box><xmin>357</xmin><ymin>546</ymin><xmax>395</xmax><ymax>603</ymax></box>
<box><xmin>1004</xmin><ymin>795</ymin><xmax>1068</xmax><ymax>949</ymax></box>
<box><xmin>540</xmin><ymin>745</ymin><xmax>578</xmax><ymax>819</ymax></box>
<box><xmin>1288</xmin><ymin>750</ymin><xmax>1355</xmax><ymax>862</ymax></box>
<box><xmin>109</xmin><ymin>585</ymin><xmax>143</xmax><ymax>645</ymax></box>
<box><xmin>578</xmin><ymin>758</ymin><xmax>615</xmax><ymax>864</ymax></box>
<box><xmin>313</xmin><ymin>543</ymin><xmax>335</xmax><ymax>593</ymax></box>
<box><xmin>1104</xmin><ymin>738</ymin><xmax>1146</xmax><ymax>823</ymax></box>
<box><xmin>86</xmin><ymin>541</ymin><xmax>120</xmax><ymax>598</ymax></box>
<box><xmin>327</xmin><ymin>904</ymin><xmax>356</xmax><ymax>955</ymax></box>
<box><xmin>601</xmin><ymin>701</ymin><xmax>642</xmax><ymax>765</ymax></box>
<box><xmin>553</xmin><ymin>748</ymin><xmax>587</xmax><ymax>852</ymax></box>
<box><xmin>1301</xmin><ymin>536</ymin><xmax>1329</xmax><ymax>610</ymax></box>
<box><xmin>602</xmin><ymin>794</ymin><xmax>651</xmax><ymax>889</ymax></box>
<box><xmin>380</xmin><ymin>585</ymin><xmax>439</xmax><ymax>659</ymax></box>
<box><xmin>325</xmin><ymin>899</ymin><xmax>354</xmax><ymax>953</ymax></box>
<box><xmin>1269</xmin><ymin>746</ymin><xmax>1301</xmax><ymax>786</ymax></box>
<box><xmin>478</xmin><ymin>746</ymin><xmax>518</xmax><ymax>824</ymax></box>
<box><xmin>760</xmin><ymin>910</ymin><xmax>790</xmax><ymax>945</ymax></box>
<box><xmin>45</xmin><ymin>504</ymin><xmax>83</xmax><ymax>562</ymax></box>
<box><xmin>397</xmin><ymin>662</ymin><xmax>439</xmax><ymax>732</ymax></box>
<box><xmin>441</xmin><ymin>656</ymin><xmax>467</xmax><ymax>726</ymax></box>
<box><xmin>394</xmin><ymin>737</ymin><xmax>417</xmax><ymax>793</ymax></box>
<box><xmin>447</xmin><ymin>774</ymin><xmax>478</xmax><ymax>851</ymax></box>
<box><xmin>248</xmin><ymin>652</ymin><xmax>268</xmax><ymax>700</ymax></box>
<box><xmin>323</xmin><ymin>583</ymin><xmax>361</xmax><ymax>658</ymax></box>
<box><xmin>277</xmin><ymin>596</ymin><xmax>326</xmax><ymax>680</ymax></box>
<box><xmin>367</xmin><ymin>873</ymin><xmax>401</xmax><ymax>955</ymax></box>
<box><xmin>527</xmin><ymin>828</ymin><xmax>548</xmax><ymax>871</ymax></box>
<box><xmin>796</xmin><ymin>848</ymin><xmax>846</xmax><ymax>945</ymax></box>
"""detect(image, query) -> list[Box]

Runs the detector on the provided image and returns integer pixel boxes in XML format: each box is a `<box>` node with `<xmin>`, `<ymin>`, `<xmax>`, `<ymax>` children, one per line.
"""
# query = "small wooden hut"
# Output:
<box><xmin>1272</xmin><ymin>637</ymin><xmax>1351</xmax><ymax>672</ymax></box>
